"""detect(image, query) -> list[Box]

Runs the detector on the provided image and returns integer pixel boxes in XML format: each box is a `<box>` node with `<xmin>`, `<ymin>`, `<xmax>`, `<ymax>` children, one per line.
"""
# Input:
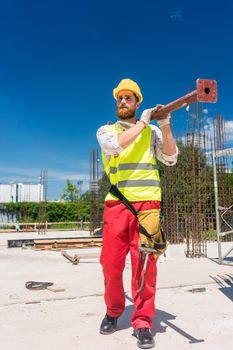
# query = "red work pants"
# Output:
<box><xmin>100</xmin><ymin>200</ymin><xmax>159</xmax><ymax>329</ymax></box>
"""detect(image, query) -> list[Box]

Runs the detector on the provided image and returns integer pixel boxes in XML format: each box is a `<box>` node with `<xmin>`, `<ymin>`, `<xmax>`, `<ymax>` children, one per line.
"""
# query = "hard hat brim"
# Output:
<box><xmin>113</xmin><ymin>88</ymin><xmax>143</xmax><ymax>103</ymax></box>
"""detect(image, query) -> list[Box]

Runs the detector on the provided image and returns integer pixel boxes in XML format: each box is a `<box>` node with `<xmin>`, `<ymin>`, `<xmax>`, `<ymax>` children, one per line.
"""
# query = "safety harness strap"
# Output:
<box><xmin>109</xmin><ymin>184</ymin><xmax>166</xmax><ymax>250</ymax></box>
<box><xmin>109</xmin><ymin>184</ymin><xmax>138</xmax><ymax>217</ymax></box>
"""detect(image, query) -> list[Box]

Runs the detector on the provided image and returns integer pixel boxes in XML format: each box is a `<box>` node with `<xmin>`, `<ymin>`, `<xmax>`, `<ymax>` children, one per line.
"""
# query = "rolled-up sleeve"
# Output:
<box><xmin>96</xmin><ymin>126</ymin><xmax>124</xmax><ymax>156</ymax></box>
<box><xmin>151</xmin><ymin>125</ymin><xmax>178</xmax><ymax>166</ymax></box>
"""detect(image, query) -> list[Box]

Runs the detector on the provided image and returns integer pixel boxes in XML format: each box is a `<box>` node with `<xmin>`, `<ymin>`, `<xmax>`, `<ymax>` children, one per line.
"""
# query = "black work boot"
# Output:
<box><xmin>134</xmin><ymin>328</ymin><xmax>155</xmax><ymax>349</ymax></box>
<box><xmin>100</xmin><ymin>314</ymin><xmax>118</xmax><ymax>335</ymax></box>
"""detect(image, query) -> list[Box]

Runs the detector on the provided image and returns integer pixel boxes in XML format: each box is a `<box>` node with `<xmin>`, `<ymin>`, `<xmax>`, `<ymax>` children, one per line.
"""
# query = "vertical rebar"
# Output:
<box><xmin>89</xmin><ymin>149</ymin><xmax>100</xmax><ymax>235</ymax></box>
<box><xmin>38</xmin><ymin>170</ymin><xmax>48</xmax><ymax>235</ymax></box>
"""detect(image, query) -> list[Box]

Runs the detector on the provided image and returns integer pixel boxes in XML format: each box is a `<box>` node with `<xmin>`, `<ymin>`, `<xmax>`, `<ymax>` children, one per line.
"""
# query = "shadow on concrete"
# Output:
<box><xmin>117</xmin><ymin>294</ymin><xmax>204</xmax><ymax>344</ymax></box>
<box><xmin>224</xmin><ymin>256</ymin><xmax>233</xmax><ymax>262</ymax></box>
<box><xmin>208</xmin><ymin>256</ymin><xmax>233</xmax><ymax>265</ymax></box>
<box><xmin>209</xmin><ymin>273</ymin><xmax>233</xmax><ymax>302</ymax></box>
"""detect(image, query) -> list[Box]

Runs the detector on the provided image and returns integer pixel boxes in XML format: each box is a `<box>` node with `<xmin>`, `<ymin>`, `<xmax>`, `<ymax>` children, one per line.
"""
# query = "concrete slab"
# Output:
<box><xmin>0</xmin><ymin>232</ymin><xmax>232</xmax><ymax>350</ymax></box>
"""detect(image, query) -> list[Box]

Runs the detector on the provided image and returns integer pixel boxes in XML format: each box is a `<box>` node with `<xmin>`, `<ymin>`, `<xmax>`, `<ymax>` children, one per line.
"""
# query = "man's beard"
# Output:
<box><xmin>116</xmin><ymin>106</ymin><xmax>136</xmax><ymax>120</ymax></box>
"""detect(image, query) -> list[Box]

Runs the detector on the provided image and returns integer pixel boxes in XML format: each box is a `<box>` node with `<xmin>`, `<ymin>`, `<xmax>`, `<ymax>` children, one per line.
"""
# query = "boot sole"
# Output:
<box><xmin>99</xmin><ymin>328</ymin><xmax>117</xmax><ymax>335</ymax></box>
<box><xmin>134</xmin><ymin>331</ymin><xmax>155</xmax><ymax>349</ymax></box>
<box><xmin>137</xmin><ymin>341</ymin><xmax>155</xmax><ymax>349</ymax></box>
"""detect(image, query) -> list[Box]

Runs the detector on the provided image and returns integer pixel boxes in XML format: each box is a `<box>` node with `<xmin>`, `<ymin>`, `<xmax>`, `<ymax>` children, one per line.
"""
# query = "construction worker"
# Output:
<box><xmin>97</xmin><ymin>78</ymin><xmax>178</xmax><ymax>349</ymax></box>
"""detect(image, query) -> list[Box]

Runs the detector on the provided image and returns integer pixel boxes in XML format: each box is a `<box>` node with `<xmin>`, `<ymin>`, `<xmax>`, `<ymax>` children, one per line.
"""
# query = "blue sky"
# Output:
<box><xmin>0</xmin><ymin>0</ymin><xmax>232</xmax><ymax>200</ymax></box>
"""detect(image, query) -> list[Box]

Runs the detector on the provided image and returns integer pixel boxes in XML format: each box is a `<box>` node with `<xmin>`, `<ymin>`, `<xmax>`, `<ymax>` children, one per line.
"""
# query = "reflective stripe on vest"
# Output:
<box><xmin>102</xmin><ymin>123</ymin><xmax>161</xmax><ymax>202</ymax></box>
<box><xmin>117</xmin><ymin>179</ymin><xmax>160</xmax><ymax>188</ymax></box>
<box><xmin>110</xmin><ymin>163</ymin><xmax>158</xmax><ymax>173</ymax></box>
<box><xmin>119</xmin><ymin>163</ymin><xmax>158</xmax><ymax>171</ymax></box>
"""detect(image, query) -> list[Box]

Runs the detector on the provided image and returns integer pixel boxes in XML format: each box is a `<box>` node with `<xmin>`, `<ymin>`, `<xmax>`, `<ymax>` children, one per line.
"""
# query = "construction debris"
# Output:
<box><xmin>25</xmin><ymin>280</ymin><xmax>65</xmax><ymax>292</ymax></box>
<box><xmin>188</xmin><ymin>287</ymin><xmax>206</xmax><ymax>293</ymax></box>
<box><xmin>61</xmin><ymin>251</ymin><xmax>80</xmax><ymax>265</ymax></box>
<box><xmin>25</xmin><ymin>281</ymin><xmax>54</xmax><ymax>290</ymax></box>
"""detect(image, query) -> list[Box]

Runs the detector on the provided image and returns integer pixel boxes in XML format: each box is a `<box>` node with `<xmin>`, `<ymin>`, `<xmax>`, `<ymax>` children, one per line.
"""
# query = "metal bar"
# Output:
<box><xmin>61</xmin><ymin>251</ymin><xmax>80</xmax><ymax>265</ymax></box>
<box><xmin>212</xmin><ymin>151</ymin><xmax>222</xmax><ymax>263</ymax></box>
<box><xmin>219</xmin><ymin>230</ymin><xmax>233</xmax><ymax>237</ymax></box>
<box><xmin>217</xmin><ymin>261</ymin><xmax>233</xmax><ymax>266</ymax></box>
<box><xmin>151</xmin><ymin>79</ymin><xmax>217</xmax><ymax>120</ymax></box>
<box><xmin>215</xmin><ymin>148</ymin><xmax>233</xmax><ymax>157</ymax></box>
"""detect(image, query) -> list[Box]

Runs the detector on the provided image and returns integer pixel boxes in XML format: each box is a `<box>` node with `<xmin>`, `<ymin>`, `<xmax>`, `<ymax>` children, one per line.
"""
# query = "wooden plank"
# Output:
<box><xmin>34</xmin><ymin>238</ymin><xmax>102</xmax><ymax>244</ymax></box>
<box><xmin>33</xmin><ymin>240</ymin><xmax>102</xmax><ymax>250</ymax></box>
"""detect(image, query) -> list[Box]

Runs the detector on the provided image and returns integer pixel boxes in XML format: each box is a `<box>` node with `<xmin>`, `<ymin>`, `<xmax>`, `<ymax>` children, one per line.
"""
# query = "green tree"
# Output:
<box><xmin>81</xmin><ymin>191</ymin><xmax>90</xmax><ymax>201</ymax></box>
<box><xmin>98</xmin><ymin>171</ymin><xmax>110</xmax><ymax>203</ymax></box>
<box><xmin>229</xmin><ymin>165</ymin><xmax>233</xmax><ymax>188</ymax></box>
<box><xmin>1</xmin><ymin>201</ymin><xmax>91</xmax><ymax>223</ymax></box>
<box><xmin>61</xmin><ymin>180</ymin><xmax>79</xmax><ymax>202</ymax></box>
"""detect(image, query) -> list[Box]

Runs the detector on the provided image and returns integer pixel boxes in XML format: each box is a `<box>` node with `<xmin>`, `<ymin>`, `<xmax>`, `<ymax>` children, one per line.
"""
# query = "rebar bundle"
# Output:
<box><xmin>161</xmin><ymin>104</ymin><xmax>212</xmax><ymax>256</ymax></box>
<box><xmin>38</xmin><ymin>170</ymin><xmax>48</xmax><ymax>235</ymax></box>
<box><xmin>89</xmin><ymin>149</ymin><xmax>100</xmax><ymax>235</ymax></box>
<box><xmin>161</xmin><ymin>107</ymin><xmax>233</xmax><ymax>257</ymax></box>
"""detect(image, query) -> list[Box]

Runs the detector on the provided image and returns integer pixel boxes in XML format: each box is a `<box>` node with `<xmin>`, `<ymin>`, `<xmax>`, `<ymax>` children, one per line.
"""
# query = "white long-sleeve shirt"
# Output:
<box><xmin>97</xmin><ymin>120</ymin><xmax>178</xmax><ymax>166</ymax></box>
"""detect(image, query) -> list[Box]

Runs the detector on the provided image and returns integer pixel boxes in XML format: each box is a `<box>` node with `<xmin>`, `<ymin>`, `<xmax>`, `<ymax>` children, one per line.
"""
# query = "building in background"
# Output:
<box><xmin>0</xmin><ymin>183</ymin><xmax>43</xmax><ymax>202</ymax></box>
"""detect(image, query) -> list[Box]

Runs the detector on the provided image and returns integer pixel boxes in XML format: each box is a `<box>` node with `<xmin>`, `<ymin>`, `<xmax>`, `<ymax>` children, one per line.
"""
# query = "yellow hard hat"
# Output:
<box><xmin>113</xmin><ymin>78</ymin><xmax>143</xmax><ymax>103</ymax></box>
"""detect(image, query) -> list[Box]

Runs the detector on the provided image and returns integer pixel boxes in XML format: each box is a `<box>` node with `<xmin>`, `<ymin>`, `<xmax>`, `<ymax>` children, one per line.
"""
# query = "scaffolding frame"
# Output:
<box><xmin>212</xmin><ymin>147</ymin><xmax>233</xmax><ymax>265</ymax></box>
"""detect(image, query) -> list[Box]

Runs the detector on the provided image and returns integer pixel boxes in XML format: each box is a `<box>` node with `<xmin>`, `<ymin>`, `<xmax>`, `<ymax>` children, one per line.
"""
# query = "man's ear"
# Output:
<box><xmin>136</xmin><ymin>102</ymin><xmax>140</xmax><ymax>110</ymax></box>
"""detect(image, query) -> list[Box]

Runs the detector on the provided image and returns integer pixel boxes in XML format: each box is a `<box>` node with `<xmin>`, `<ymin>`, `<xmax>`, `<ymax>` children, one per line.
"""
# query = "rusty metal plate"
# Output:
<box><xmin>196</xmin><ymin>79</ymin><xmax>217</xmax><ymax>102</ymax></box>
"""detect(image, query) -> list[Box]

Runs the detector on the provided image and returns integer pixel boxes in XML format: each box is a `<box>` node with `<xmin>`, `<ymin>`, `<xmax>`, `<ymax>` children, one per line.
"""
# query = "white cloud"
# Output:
<box><xmin>225</xmin><ymin>120</ymin><xmax>233</xmax><ymax>142</ymax></box>
<box><xmin>0</xmin><ymin>166</ymin><xmax>39</xmax><ymax>181</ymax></box>
<box><xmin>49</xmin><ymin>171</ymin><xmax>89</xmax><ymax>182</ymax></box>
<box><xmin>203</xmin><ymin>118</ymin><xmax>233</xmax><ymax>146</ymax></box>
<box><xmin>169</xmin><ymin>10</ymin><xmax>182</xmax><ymax>19</ymax></box>
<box><xmin>0</xmin><ymin>166</ymin><xmax>89</xmax><ymax>183</ymax></box>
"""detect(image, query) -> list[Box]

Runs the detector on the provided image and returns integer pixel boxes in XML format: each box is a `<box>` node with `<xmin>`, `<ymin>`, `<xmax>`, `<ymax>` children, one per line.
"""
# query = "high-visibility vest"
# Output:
<box><xmin>102</xmin><ymin>123</ymin><xmax>161</xmax><ymax>202</ymax></box>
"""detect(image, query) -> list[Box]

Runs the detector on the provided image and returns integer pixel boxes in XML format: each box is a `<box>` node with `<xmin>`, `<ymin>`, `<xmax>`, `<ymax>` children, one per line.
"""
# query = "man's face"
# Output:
<box><xmin>116</xmin><ymin>90</ymin><xmax>139</xmax><ymax>120</ymax></box>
